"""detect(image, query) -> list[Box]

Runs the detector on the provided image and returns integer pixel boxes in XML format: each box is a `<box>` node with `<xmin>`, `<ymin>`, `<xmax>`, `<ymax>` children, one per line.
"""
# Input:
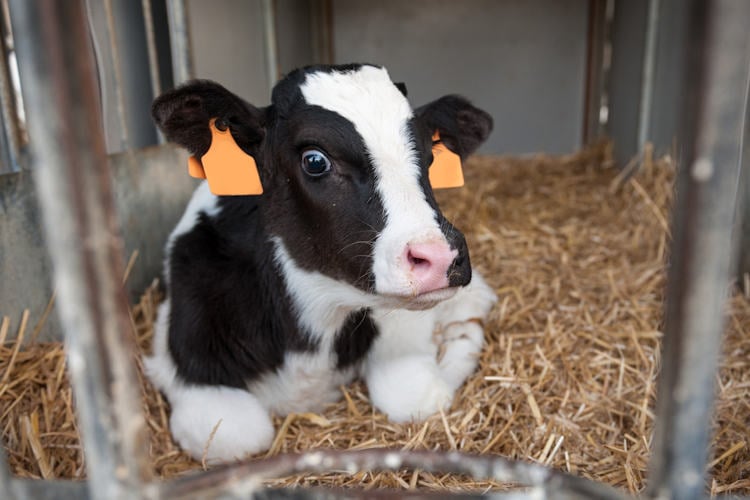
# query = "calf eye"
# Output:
<box><xmin>301</xmin><ymin>149</ymin><xmax>332</xmax><ymax>177</ymax></box>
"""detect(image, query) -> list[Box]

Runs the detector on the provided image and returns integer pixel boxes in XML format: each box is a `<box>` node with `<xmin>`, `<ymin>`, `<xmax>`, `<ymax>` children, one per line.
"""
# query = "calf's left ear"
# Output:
<box><xmin>152</xmin><ymin>80</ymin><xmax>266</xmax><ymax>196</ymax></box>
<box><xmin>415</xmin><ymin>95</ymin><xmax>493</xmax><ymax>160</ymax></box>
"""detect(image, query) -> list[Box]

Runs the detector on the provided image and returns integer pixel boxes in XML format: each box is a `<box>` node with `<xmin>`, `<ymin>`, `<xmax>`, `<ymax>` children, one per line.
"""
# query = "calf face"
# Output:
<box><xmin>153</xmin><ymin>64</ymin><xmax>492</xmax><ymax>308</ymax></box>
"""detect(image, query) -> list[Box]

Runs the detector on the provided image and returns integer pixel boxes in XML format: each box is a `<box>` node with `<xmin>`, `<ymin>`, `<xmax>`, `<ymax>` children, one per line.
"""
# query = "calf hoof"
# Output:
<box><xmin>169</xmin><ymin>385</ymin><xmax>274</xmax><ymax>463</ymax></box>
<box><xmin>367</xmin><ymin>356</ymin><xmax>453</xmax><ymax>422</ymax></box>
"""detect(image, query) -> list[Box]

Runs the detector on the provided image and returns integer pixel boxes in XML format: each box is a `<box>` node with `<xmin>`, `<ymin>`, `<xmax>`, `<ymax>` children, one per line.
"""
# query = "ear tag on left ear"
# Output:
<box><xmin>187</xmin><ymin>155</ymin><xmax>207</xmax><ymax>179</ymax></box>
<box><xmin>188</xmin><ymin>118</ymin><xmax>264</xmax><ymax>196</ymax></box>
<box><xmin>429</xmin><ymin>132</ymin><xmax>464</xmax><ymax>189</ymax></box>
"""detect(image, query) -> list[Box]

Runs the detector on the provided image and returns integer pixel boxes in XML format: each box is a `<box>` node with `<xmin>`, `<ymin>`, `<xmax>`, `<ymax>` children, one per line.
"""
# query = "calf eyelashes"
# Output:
<box><xmin>188</xmin><ymin>119</ymin><xmax>465</xmax><ymax>195</ymax></box>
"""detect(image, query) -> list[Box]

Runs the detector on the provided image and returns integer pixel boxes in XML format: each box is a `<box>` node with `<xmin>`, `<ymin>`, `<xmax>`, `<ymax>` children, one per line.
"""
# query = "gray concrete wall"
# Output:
<box><xmin>332</xmin><ymin>0</ymin><xmax>590</xmax><ymax>155</ymax></box>
<box><xmin>183</xmin><ymin>0</ymin><xmax>592</xmax><ymax>154</ymax></box>
<box><xmin>187</xmin><ymin>0</ymin><xmax>273</xmax><ymax>105</ymax></box>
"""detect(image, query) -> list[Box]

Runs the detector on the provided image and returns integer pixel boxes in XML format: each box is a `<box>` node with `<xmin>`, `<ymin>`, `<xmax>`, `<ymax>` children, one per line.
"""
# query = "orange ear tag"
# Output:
<box><xmin>429</xmin><ymin>132</ymin><xmax>464</xmax><ymax>189</ymax></box>
<box><xmin>186</xmin><ymin>118</ymin><xmax>264</xmax><ymax>195</ymax></box>
<box><xmin>187</xmin><ymin>155</ymin><xmax>207</xmax><ymax>179</ymax></box>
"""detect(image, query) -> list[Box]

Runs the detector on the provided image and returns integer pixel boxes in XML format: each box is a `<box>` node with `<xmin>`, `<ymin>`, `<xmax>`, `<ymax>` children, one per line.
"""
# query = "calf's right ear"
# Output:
<box><xmin>152</xmin><ymin>80</ymin><xmax>264</xmax><ymax>157</ymax></box>
<box><xmin>152</xmin><ymin>80</ymin><xmax>266</xmax><ymax>195</ymax></box>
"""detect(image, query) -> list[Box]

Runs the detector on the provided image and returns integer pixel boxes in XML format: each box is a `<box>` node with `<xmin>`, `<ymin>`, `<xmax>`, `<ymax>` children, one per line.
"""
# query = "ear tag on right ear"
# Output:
<box><xmin>189</xmin><ymin>118</ymin><xmax>264</xmax><ymax>196</ymax></box>
<box><xmin>429</xmin><ymin>132</ymin><xmax>464</xmax><ymax>189</ymax></box>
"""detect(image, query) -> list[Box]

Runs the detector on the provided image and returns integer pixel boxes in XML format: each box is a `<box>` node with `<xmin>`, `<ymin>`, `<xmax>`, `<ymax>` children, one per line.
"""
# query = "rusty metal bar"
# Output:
<box><xmin>7</xmin><ymin>1</ymin><xmax>151</xmax><ymax>499</ymax></box>
<box><xmin>166</xmin><ymin>0</ymin><xmax>193</xmax><ymax>85</ymax></box>
<box><xmin>161</xmin><ymin>449</ymin><xmax>629</xmax><ymax>499</ymax></box>
<box><xmin>646</xmin><ymin>1</ymin><xmax>750</xmax><ymax>500</ymax></box>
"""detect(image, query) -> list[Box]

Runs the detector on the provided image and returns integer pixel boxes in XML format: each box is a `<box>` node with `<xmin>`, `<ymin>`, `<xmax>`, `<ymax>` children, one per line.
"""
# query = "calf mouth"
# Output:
<box><xmin>379</xmin><ymin>286</ymin><xmax>460</xmax><ymax>311</ymax></box>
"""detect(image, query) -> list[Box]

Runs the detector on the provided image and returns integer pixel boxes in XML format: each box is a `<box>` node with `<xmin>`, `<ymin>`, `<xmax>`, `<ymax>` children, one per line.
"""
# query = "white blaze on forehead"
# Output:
<box><xmin>300</xmin><ymin>66</ymin><xmax>445</xmax><ymax>296</ymax></box>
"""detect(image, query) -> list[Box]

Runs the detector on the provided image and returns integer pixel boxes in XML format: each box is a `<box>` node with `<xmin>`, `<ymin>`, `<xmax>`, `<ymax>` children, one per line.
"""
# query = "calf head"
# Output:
<box><xmin>153</xmin><ymin>64</ymin><xmax>492</xmax><ymax>308</ymax></box>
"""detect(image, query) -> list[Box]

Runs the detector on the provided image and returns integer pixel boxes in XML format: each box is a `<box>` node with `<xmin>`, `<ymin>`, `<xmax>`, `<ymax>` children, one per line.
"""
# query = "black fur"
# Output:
<box><xmin>156</xmin><ymin>64</ymin><xmax>492</xmax><ymax>387</ymax></box>
<box><xmin>334</xmin><ymin>309</ymin><xmax>379</xmax><ymax>369</ymax></box>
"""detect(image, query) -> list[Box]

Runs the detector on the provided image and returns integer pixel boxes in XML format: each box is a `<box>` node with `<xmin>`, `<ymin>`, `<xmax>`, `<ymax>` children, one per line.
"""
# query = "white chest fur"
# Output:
<box><xmin>248</xmin><ymin>351</ymin><xmax>356</xmax><ymax>414</ymax></box>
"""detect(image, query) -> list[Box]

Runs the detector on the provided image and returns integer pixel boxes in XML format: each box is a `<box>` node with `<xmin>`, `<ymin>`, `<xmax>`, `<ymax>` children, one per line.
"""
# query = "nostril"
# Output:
<box><xmin>452</xmin><ymin>254</ymin><xmax>465</xmax><ymax>268</ymax></box>
<box><xmin>407</xmin><ymin>249</ymin><xmax>431</xmax><ymax>269</ymax></box>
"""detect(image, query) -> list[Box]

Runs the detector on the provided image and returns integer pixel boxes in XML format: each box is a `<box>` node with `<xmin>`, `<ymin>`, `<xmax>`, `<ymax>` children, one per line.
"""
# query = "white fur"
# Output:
<box><xmin>366</xmin><ymin>271</ymin><xmax>497</xmax><ymax>421</ymax></box>
<box><xmin>300</xmin><ymin>66</ymin><xmax>446</xmax><ymax>297</ymax></box>
<box><xmin>366</xmin><ymin>355</ymin><xmax>453</xmax><ymax>422</ymax></box>
<box><xmin>168</xmin><ymin>384</ymin><xmax>274</xmax><ymax>464</ymax></box>
<box><xmin>249</xmin><ymin>352</ymin><xmax>355</xmax><ymax>414</ymax></box>
<box><xmin>272</xmin><ymin>237</ymin><xmax>376</xmax><ymax>339</ymax></box>
<box><xmin>145</xmin><ymin>301</ymin><xmax>274</xmax><ymax>463</ymax></box>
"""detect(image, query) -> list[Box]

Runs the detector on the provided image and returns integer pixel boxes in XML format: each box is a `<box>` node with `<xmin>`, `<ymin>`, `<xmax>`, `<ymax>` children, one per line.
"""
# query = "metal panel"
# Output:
<box><xmin>608</xmin><ymin>0</ymin><xmax>648</xmax><ymax>164</ymax></box>
<box><xmin>331</xmin><ymin>0</ymin><xmax>590</xmax><ymax>155</ymax></box>
<box><xmin>187</xmin><ymin>0</ymin><xmax>270</xmax><ymax>104</ymax></box>
<box><xmin>0</xmin><ymin>145</ymin><xmax>197</xmax><ymax>341</ymax></box>
<box><xmin>87</xmin><ymin>0</ymin><xmax>159</xmax><ymax>154</ymax></box>
<box><xmin>608</xmin><ymin>0</ymin><xmax>694</xmax><ymax>164</ymax></box>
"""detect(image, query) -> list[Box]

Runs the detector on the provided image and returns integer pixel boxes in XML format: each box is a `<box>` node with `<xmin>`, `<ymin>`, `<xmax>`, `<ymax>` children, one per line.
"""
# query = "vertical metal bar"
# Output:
<box><xmin>102</xmin><ymin>0</ymin><xmax>132</xmax><ymax>153</ymax></box>
<box><xmin>582</xmin><ymin>0</ymin><xmax>609</xmax><ymax>144</ymax></box>
<box><xmin>261</xmin><ymin>0</ymin><xmax>279</xmax><ymax>92</ymax></box>
<box><xmin>141</xmin><ymin>0</ymin><xmax>161</xmax><ymax>98</ymax></box>
<box><xmin>166</xmin><ymin>0</ymin><xmax>193</xmax><ymax>85</ymax></box>
<box><xmin>8</xmin><ymin>1</ymin><xmax>151</xmax><ymax>499</ymax></box>
<box><xmin>636</xmin><ymin>0</ymin><xmax>660</xmax><ymax>151</ymax></box>
<box><xmin>734</xmin><ymin>43</ymin><xmax>750</xmax><ymax>287</ymax></box>
<box><xmin>0</xmin><ymin>0</ymin><xmax>22</xmax><ymax>172</ymax></box>
<box><xmin>141</xmin><ymin>0</ymin><xmax>164</xmax><ymax>143</ymax></box>
<box><xmin>310</xmin><ymin>0</ymin><xmax>333</xmax><ymax>65</ymax></box>
<box><xmin>646</xmin><ymin>1</ymin><xmax>750</xmax><ymax>499</ymax></box>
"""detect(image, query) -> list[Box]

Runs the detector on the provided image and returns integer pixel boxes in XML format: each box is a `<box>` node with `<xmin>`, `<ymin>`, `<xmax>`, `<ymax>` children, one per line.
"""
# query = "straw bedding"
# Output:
<box><xmin>1</xmin><ymin>145</ymin><xmax>748</xmax><ymax>495</ymax></box>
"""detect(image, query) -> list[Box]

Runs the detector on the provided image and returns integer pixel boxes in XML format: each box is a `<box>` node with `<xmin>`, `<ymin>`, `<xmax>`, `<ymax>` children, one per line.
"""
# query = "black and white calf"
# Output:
<box><xmin>145</xmin><ymin>64</ymin><xmax>497</xmax><ymax>463</ymax></box>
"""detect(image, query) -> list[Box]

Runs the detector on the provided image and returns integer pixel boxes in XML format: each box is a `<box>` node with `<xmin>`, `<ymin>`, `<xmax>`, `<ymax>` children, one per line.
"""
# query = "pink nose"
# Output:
<box><xmin>405</xmin><ymin>241</ymin><xmax>457</xmax><ymax>295</ymax></box>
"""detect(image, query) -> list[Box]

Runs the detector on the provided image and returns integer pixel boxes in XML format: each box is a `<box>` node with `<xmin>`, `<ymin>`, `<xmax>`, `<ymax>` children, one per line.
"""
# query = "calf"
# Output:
<box><xmin>145</xmin><ymin>64</ymin><xmax>497</xmax><ymax>463</ymax></box>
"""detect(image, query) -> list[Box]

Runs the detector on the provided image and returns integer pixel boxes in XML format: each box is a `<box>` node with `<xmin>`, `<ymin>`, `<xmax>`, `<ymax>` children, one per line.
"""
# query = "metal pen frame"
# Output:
<box><xmin>1</xmin><ymin>0</ymin><xmax>749</xmax><ymax>498</ymax></box>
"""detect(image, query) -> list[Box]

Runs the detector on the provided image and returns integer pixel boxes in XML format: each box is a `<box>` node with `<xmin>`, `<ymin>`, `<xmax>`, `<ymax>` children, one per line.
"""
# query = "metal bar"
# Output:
<box><xmin>636</xmin><ymin>0</ymin><xmax>660</xmax><ymax>151</ymax></box>
<box><xmin>162</xmin><ymin>449</ymin><xmax>628</xmax><ymax>500</ymax></box>
<box><xmin>261</xmin><ymin>0</ymin><xmax>279</xmax><ymax>92</ymax></box>
<box><xmin>309</xmin><ymin>0</ymin><xmax>333</xmax><ymax>65</ymax></box>
<box><xmin>7</xmin><ymin>1</ymin><xmax>151</xmax><ymax>499</ymax></box>
<box><xmin>101</xmin><ymin>0</ymin><xmax>132</xmax><ymax>153</ymax></box>
<box><xmin>734</xmin><ymin>50</ymin><xmax>750</xmax><ymax>286</ymax></box>
<box><xmin>166</xmin><ymin>0</ymin><xmax>193</xmax><ymax>85</ymax></box>
<box><xmin>582</xmin><ymin>0</ymin><xmax>609</xmax><ymax>145</ymax></box>
<box><xmin>646</xmin><ymin>2</ymin><xmax>750</xmax><ymax>499</ymax></box>
<box><xmin>141</xmin><ymin>0</ymin><xmax>164</xmax><ymax>143</ymax></box>
<box><xmin>0</xmin><ymin>0</ymin><xmax>22</xmax><ymax>172</ymax></box>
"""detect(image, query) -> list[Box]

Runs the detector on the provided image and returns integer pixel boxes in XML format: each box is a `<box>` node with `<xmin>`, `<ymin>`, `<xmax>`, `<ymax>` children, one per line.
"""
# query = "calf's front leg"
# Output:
<box><xmin>365</xmin><ymin>271</ymin><xmax>496</xmax><ymax>422</ymax></box>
